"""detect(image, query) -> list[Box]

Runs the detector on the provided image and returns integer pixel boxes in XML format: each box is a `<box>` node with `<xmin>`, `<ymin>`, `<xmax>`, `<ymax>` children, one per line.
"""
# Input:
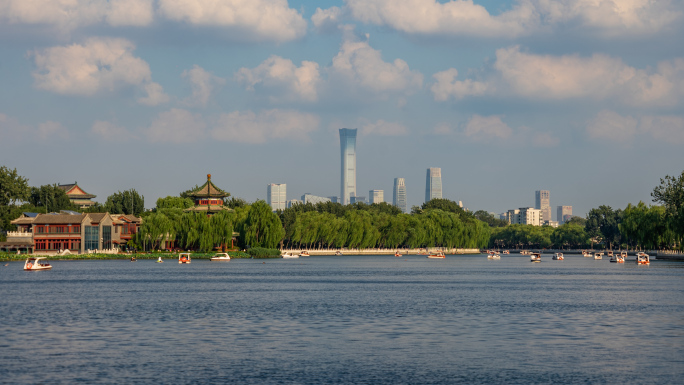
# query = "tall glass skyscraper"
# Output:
<box><xmin>425</xmin><ymin>168</ymin><xmax>442</xmax><ymax>203</ymax></box>
<box><xmin>535</xmin><ymin>190</ymin><xmax>551</xmax><ymax>222</ymax></box>
<box><xmin>339</xmin><ymin>128</ymin><xmax>357</xmax><ymax>205</ymax></box>
<box><xmin>393</xmin><ymin>178</ymin><xmax>407</xmax><ymax>213</ymax></box>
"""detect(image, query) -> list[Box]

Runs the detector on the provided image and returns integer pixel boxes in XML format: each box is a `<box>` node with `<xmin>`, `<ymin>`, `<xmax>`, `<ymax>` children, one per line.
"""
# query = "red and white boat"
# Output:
<box><xmin>24</xmin><ymin>257</ymin><xmax>52</xmax><ymax>271</ymax></box>
<box><xmin>553</xmin><ymin>253</ymin><xmax>564</xmax><ymax>260</ymax></box>
<box><xmin>530</xmin><ymin>253</ymin><xmax>541</xmax><ymax>263</ymax></box>
<box><xmin>636</xmin><ymin>252</ymin><xmax>650</xmax><ymax>265</ymax></box>
<box><xmin>394</xmin><ymin>251</ymin><xmax>402</xmax><ymax>257</ymax></box>
<box><xmin>427</xmin><ymin>252</ymin><xmax>445</xmax><ymax>259</ymax></box>
<box><xmin>178</xmin><ymin>253</ymin><xmax>191</xmax><ymax>264</ymax></box>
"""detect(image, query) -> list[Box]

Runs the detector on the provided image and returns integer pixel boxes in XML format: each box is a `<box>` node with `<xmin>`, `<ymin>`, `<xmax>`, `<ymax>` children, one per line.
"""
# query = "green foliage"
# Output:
<box><xmin>242</xmin><ymin>200</ymin><xmax>284</xmax><ymax>249</ymax></box>
<box><xmin>564</xmin><ymin>216</ymin><xmax>587</xmax><ymax>226</ymax></box>
<box><xmin>490</xmin><ymin>224</ymin><xmax>556</xmax><ymax>249</ymax></box>
<box><xmin>246</xmin><ymin>247</ymin><xmax>281</xmax><ymax>258</ymax></box>
<box><xmin>652</xmin><ymin>171</ymin><xmax>684</xmax><ymax>249</ymax></box>
<box><xmin>620</xmin><ymin>202</ymin><xmax>671</xmax><ymax>249</ymax></box>
<box><xmin>226</xmin><ymin>197</ymin><xmax>248</xmax><ymax>209</ymax></box>
<box><xmin>586</xmin><ymin>205</ymin><xmax>623</xmax><ymax>249</ymax></box>
<box><xmin>0</xmin><ymin>166</ymin><xmax>29</xmax><ymax>207</ymax></box>
<box><xmin>156</xmin><ymin>196</ymin><xmax>194</xmax><ymax>210</ymax></box>
<box><xmin>28</xmin><ymin>184</ymin><xmax>78</xmax><ymax>213</ymax></box>
<box><xmin>104</xmin><ymin>189</ymin><xmax>144</xmax><ymax>215</ymax></box>
<box><xmin>473</xmin><ymin>210</ymin><xmax>508</xmax><ymax>227</ymax></box>
<box><xmin>550</xmin><ymin>224</ymin><xmax>590</xmax><ymax>249</ymax></box>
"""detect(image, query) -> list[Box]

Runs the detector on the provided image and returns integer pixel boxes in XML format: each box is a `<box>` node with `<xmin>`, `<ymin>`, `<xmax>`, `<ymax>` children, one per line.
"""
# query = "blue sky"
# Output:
<box><xmin>1</xmin><ymin>0</ymin><xmax>683</xmax><ymax>219</ymax></box>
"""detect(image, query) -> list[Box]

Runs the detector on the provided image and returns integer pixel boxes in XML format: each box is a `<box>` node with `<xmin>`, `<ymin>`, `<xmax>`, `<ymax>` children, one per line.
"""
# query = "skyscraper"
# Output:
<box><xmin>369</xmin><ymin>190</ymin><xmax>384</xmax><ymax>204</ymax></box>
<box><xmin>339</xmin><ymin>128</ymin><xmax>357</xmax><ymax>205</ymax></box>
<box><xmin>535</xmin><ymin>190</ymin><xmax>551</xmax><ymax>222</ymax></box>
<box><xmin>425</xmin><ymin>168</ymin><xmax>442</xmax><ymax>203</ymax></box>
<box><xmin>393</xmin><ymin>177</ymin><xmax>407</xmax><ymax>213</ymax></box>
<box><xmin>267</xmin><ymin>184</ymin><xmax>286</xmax><ymax>211</ymax></box>
<box><xmin>557</xmin><ymin>205</ymin><xmax>573</xmax><ymax>224</ymax></box>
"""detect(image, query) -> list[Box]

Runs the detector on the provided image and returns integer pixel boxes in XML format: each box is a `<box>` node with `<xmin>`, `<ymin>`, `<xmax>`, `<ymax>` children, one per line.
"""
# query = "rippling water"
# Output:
<box><xmin>1</xmin><ymin>255</ymin><xmax>683</xmax><ymax>384</ymax></box>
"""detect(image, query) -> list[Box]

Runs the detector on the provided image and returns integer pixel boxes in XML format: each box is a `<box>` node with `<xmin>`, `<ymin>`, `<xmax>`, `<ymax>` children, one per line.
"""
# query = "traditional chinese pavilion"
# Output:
<box><xmin>58</xmin><ymin>182</ymin><xmax>97</xmax><ymax>209</ymax></box>
<box><xmin>184</xmin><ymin>174</ymin><xmax>232</xmax><ymax>215</ymax></box>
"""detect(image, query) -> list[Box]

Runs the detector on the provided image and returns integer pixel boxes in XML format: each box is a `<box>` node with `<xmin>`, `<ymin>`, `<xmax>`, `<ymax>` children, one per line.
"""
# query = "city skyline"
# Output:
<box><xmin>393</xmin><ymin>178</ymin><xmax>407</xmax><ymax>213</ymax></box>
<box><xmin>425</xmin><ymin>168</ymin><xmax>443</xmax><ymax>203</ymax></box>
<box><xmin>1</xmin><ymin>0</ymin><xmax>682</xmax><ymax>218</ymax></box>
<box><xmin>339</xmin><ymin>128</ymin><xmax>357</xmax><ymax>206</ymax></box>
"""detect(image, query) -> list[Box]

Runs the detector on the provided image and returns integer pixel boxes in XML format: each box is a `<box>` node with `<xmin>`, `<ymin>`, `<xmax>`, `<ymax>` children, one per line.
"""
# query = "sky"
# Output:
<box><xmin>1</xmin><ymin>0</ymin><xmax>683</xmax><ymax>219</ymax></box>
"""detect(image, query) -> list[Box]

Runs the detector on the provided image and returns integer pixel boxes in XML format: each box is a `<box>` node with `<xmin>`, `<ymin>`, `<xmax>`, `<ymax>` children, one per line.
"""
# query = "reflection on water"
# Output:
<box><xmin>1</xmin><ymin>255</ymin><xmax>683</xmax><ymax>384</ymax></box>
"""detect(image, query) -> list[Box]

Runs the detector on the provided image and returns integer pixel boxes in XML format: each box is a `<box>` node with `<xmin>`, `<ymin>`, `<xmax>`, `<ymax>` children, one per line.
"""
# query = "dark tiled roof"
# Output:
<box><xmin>87</xmin><ymin>213</ymin><xmax>108</xmax><ymax>223</ymax></box>
<box><xmin>23</xmin><ymin>212</ymin><xmax>39</xmax><ymax>217</ymax></box>
<box><xmin>11</xmin><ymin>217</ymin><xmax>36</xmax><ymax>225</ymax></box>
<box><xmin>58</xmin><ymin>183</ymin><xmax>96</xmax><ymax>199</ymax></box>
<box><xmin>188</xmin><ymin>175</ymin><xmax>229</xmax><ymax>198</ymax></box>
<box><xmin>33</xmin><ymin>213</ymin><xmax>86</xmax><ymax>224</ymax></box>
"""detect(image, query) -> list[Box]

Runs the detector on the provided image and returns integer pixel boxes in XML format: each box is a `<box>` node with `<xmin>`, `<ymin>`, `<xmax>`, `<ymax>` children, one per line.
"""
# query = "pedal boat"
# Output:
<box><xmin>178</xmin><ymin>253</ymin><xmax>191</xmax><ymax>264</ymax></box>
<box><xmin>210</xmin><ymin>253</ymin><xmax>231</xmax><ymax>261</ymax></box>
<box><xmin>24</xmin><ymin>257</ymin><xmax>52</xmax><ymax>271</ymax></box>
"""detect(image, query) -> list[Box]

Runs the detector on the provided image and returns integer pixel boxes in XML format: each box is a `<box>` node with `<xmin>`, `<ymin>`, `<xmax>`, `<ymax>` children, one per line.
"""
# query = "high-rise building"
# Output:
<box><xmin>393</xmin><ymin>178</ymin><xmax>407</xmax><ymax>213</ymax></box>
<box><xmin>286</xmin><ymin>199</ymin><xmax>301</xmax><ymax>208</ymax></box>
<box><xmin>369</xmin><ymin>190</ymin><xmax>384</xmax><ymax>204</ymax></box>
<box><xmin>350</xmin><ymin>196</ymin><xmax>366</xmax><ymax>204</ymax></box>
<box><xmin>267</xmin><ymin>184</ymin><xmax>286</xmax><ymax>211</ymax></box>
<box><xmin>535</xmin><ymin>190</ymin><xmax>551</xmax><ymax>222</ymax></box>
<box><xmin>425</xmin><ymin>168</ymin><xmax>442</xmax><ymax>203</ymax></box>
<box><xmin>557</xmin><ymin>206</ymin><xmax>573</xmax><ymax>224</ymax></box>
<box><xmin>339</xmin><ymin>128</ymin><xmax>357</xmax><ymax>205</ymax></box>
<box><xmin>328</xmin><ymin>196</ymin><xmax>339</xmax><ymax>204</ymax></box>
<box><xmin>507</xmin><ymin>207</ymin><xmax>542</xmax><ymax>226</ymax></box>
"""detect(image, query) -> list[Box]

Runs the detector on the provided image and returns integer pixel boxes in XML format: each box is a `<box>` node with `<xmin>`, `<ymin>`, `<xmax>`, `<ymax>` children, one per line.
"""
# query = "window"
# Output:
<box><xmin>85</xmin><ymin>226</ymin><xmax>98</xmax><ymax>250</ymax></box>
<box><xmin>102</xmin><ymin>226</ymin><xmax>111</xmax><ymax>249</ymax></box>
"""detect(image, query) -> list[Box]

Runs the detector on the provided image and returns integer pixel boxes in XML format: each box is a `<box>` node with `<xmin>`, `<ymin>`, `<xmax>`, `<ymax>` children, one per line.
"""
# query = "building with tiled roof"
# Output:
<box><xmin>58</xmin><ymin>182</ymin><xmax>97</xmax><ymax>209</ymax></box>
<box><xmin>185</xmin><ymin>174</ymin><xmax>232</xmax><ymax>214</ymax></box>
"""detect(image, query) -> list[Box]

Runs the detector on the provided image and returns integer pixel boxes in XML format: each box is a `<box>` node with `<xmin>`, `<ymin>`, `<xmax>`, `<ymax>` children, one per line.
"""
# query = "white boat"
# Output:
<box><xmin>24</xmin><ymin>257</ymin><xmax>52</xmax><ymax>271</ymax></box>
<box><xmin>335</xmin><ymin>251</ymin><xmax>343</xmax><ymax>256</ymax></box>
<box><xmin>552</xmin><ymin>253</ymin><xmax>564</xmax><ymax>260</ymax></box>
<box><xmin>299</xmin><ymin>251</ymin><xmax>310</xmax><ymax>257</ymax></box>
<box><xmin>427</xmin><ymin>252</ymin><xmax>445</xmax><ymax>259</ymax></box>
<box><xmin>530</xmin><ymin>253</ymin><xmax>541</xmax><ymax>262</ymax></box>
<box><xmin>178</xmin><ymin>253</ymin><xmax>191</xmax><ymax>264</ymax></box>
<box><xmin>582</xmin><ymin>250</ymin><xmax>592</xmax><ymax>257</ymax></box>
<box><xmin>503</xmin><ymin>250</ymin><xmax>510</xmax><ymax>255</ymax></box>
<box><xmin>394</xmin><ymin>251</ymin><xmax>402</xmax><ymax>257</ymax></box>
<box><xmin>487</xmin><ymin>253</ymin><xmax>501</xmax><ymax>260</ymax></box>
<box><xmin>594</xmin><ymin>253</ymin><xmax>603</xmax><ymax>260</ymax></box>
<box><xmin>282</xmin><ymin>252</ymin><xmax>299</xmax><ymax>259</ymax></box>
<box><xmin>156</xmin><ymin>257</ymin><xmax>163</xmax><ymax>263</ymax></box>
<box><xmin>636</xmin><ymin>252</ymin><xmax>650</xmax><ymax>265</ymax></box>
<box><xmin>610</xmin><ymin>252</ymin><xmax>625</xmax><ymax>263</ymax></box>
<box><xmin>210</xmin><ymin>253</ymin><xmax>231</xmax><ymax>261</ymax></box>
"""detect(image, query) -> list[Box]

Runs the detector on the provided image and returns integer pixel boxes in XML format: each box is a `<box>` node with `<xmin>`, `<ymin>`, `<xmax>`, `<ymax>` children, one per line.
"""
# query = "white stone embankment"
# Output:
<box><xmin>280</xmin><ymin>248</ymin><xmax>480</xmax><ymax>255</ymax></box>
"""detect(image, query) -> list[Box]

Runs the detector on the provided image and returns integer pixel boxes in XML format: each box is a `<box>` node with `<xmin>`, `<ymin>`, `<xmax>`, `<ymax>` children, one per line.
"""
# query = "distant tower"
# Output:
<box><xmin>535</xmin><ymin>190</ymin><xmax>551</xmax><ymax>222</ymax></box>
<box><xmin>393</xmin><ymin>178</ymin><xmax>407</xmax><ymax>213</ymax></box>
<box><xmin>369</xmin><ymin>190</ymin><xmax>384</xmax><ymax>204</ymax></box>
<box><xmin>557</xmin><ymin>205</ymin><xmax>573</xmax><ymax>224</ymax></box>
<box><xmin>339</xmin><ymin>128</ymin><xmax>357</xmax><ymax>205</ymax></box>
<box><xmin>267</xmin><ymin>184</ymin><xmax>286</xmax><ymax>211</ymax></box>
<box><xmin>425</xmin><ymin>168</ymin><xmax>442</xmax><ymax>203</ymax></box>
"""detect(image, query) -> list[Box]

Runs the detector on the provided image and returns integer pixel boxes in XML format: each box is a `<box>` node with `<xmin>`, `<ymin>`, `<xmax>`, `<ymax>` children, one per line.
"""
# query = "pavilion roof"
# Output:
<box><xmin>58</xmin><ymin>182</ymin><xmax>97</xmax><ymax>199</ymax></box>
<box><xmin>188</xmin><ymin>174</ymin><xmax>229</xmax><ymax>198</ymax></box>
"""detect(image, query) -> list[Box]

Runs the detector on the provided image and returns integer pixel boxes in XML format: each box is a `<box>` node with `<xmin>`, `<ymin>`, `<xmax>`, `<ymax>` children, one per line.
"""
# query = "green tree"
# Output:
<box><xmin>473</xmin><ymin>210</ymin><xmax>508</xmax><ymax>227</ymax></box>
<box><xmin>0</xmin><ymin>166</ymin><xmax>29</xmax><ymax>207</ymax></box>
<box><xmin>242</xmin><ymin>200</ymin><xmax>284</xmax><ymax>249</ymax></box>
<box><xmin>156</xmin><ymin>196</ymin><xmax>194</xmax><ymax>210</ymax></box>
<box><xmin>28</xmin><ymin>184</ymin><xmax>78</xmax><ymax>212</ymax></box>
<box><xmin>586</xmin><ymin>205</ymin><xmax>622</xmax><ymax>249</ymax></box>
<box><xmin>104</xmin><ymin>189</ymin><xmax>144</xmax><ymax>215</ymax></box>
<box><xmin>652</xmin><ymin>171</ymin><xmax>684</xmax><ymax>248</ymax></box>
<box><xmin>564</xmin><ymin>216</ymin><xmax>587</xmax><ymax>226</ymax></box>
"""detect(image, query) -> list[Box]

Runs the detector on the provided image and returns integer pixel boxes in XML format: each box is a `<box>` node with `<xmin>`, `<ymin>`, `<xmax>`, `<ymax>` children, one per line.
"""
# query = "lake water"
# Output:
<box><xmin>1</xmin><ymin>255</ymin><xmax>683</xmax><ymax>384</ymax></box>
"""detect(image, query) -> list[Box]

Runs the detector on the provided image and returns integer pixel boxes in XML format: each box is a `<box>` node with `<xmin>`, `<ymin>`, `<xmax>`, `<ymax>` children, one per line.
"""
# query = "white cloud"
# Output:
<box><xmin>236</xmin><ymin>56</ymin><xmax>320</xmax><ymax>103</ymax></box>
<box><xmin>211</xmin><ymin>109</ymin><xmax>319</xmax><ymax>144</ymax></box>
<box><xmin>146</xmin><ymin>108</ymin><xmax>206</xmax><ymax>143</ymax></box>
<box><xmin>181</xmin><ymin>65</ymin><xmax>225</xmax><ymax>107</ymax></box>
<box><xmin>639</xmin><ymin>115</ymin><xmax>684</xmax><ymax>144</ymax></box>
<box><xmin>330</xmin><ymin>33</ymin><xmax>423</xmax><ymax>94</ymax></box>
<box><xmin>585</xmin><ymin>110</ymin><xmax>638</xmax><ymax>143</ymax></box>
<box><xmin>361</xmin><ymin>120</ymin><xmax>408</xmax><ymax>136</ymax></box>
<box><xmin>37</xmin><ymin>121</ymin><xmax>69</xmax><ymax>140</ymax></box>
<box><xmin>157</xmin><ymin>0</ymin><xmax>307</xmax><ymax>42</ymax></box>
<box><xmin>343</xmin><ymin>0</ymin><xmax>681</xmax><ymax>37</ymax></box>
<box><xmin>431</xmin><ymin>68</ymin><xmax>488</xmax><ymax>101</ymax></box>
<box><xmin>91</xmin><ymin>121</ymin><xmax>136</xmax><ymax>142</ymax></box>
<box><xmin>0</xmin><ymin>0</ymin><xmax>154</xmax><ymax>30</ymax></box>
<box><xmin>433</xmin><ymin>46</ymin><xmax>684</xmax><ymax>106</ymax></box>
<box><xmin>312</xmin><ymin>6</ymin><xmax>344</xmax><ymax>33</ymax></box>
<box><xmin>463</xmin><ymin>115</ymin><xmax>513</xmax><ymax>141</ymax></box>
<box><xmin>32</xmin><ymin>37</ymin><xmax>168</xmax><ymax>105</ymax></box>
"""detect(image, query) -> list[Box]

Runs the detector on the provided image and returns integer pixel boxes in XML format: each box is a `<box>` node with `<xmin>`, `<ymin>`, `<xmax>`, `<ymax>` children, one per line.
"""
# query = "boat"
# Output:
<box><xmin>582</xmin><ymin>250</ymin><xmax>592</xmax><ymax>257</ymax></box>
<box><xmin>487</xmin><ymin>252</ymin><xmax>500</xmax><ymax>260</ymax></box>
<box><xmin>299</xmin><ymin>251</ymin><xmax>310</xmax><ymax>257</ymax></box>
<box><xmin>130</xmin><ymin>256</ymin><xmax>136</xmax><ymax>262</ymax></box>
<box><xmin>335</xmin><ymin>251</ymin><xmax>343</xmax><ymax>256</ymax></box>
<box><xmin>418</xmin><ymin>249</ymin><xmax>428</xmax><ymax>255</ymax></box>
<box><xmin>282</xmin><ymin>252</ymin><xmax>299</xmax><ymax>259</ymax></box>
<box><xmin>394</xmin><ymin>251</ymin><xmax>402</xmax><ymax>257</ymax></box>
<box><xmin>427</xmin><ymin>251</ymin><xmax>445</xmax><ymax>259</ymax></box>
<box><xmin>552</xmin><ymin>253</ymin><xmax>564</xmax><ymax>260</ymax></box>
<box><xmin>156</xmin><ymin>257</ymin><xmax>163</xmax><ymax>263</ymax></box>
<box><xmin>530</xmin><ymin>253</ymin><xmax>541</xmax><ymax>262</ymax></box>
<box><xmin>594</xmin><ymin>252</ymin><xmax>603</xmax><ymax>260</ymax></box>
<box><xmin>607</xmin><ymin>251</ymin><xmax>614</xmax><ymax>258</ymax></box>
<box><xmin>503</xmin><ymin>250</ymin><xmax>510</xmax><ymax>255</ymax></box>
<box><xmin>23</xmin><ymin>257</ymin><xmax>52</xmax><ymax>271</ymax></box>
<box><xmin>210</xmin><ymin>253</ymin><xmax>231</xmax><ymax>261</ymax></box>
<box><xmin>636</xmin><ymin>252</ymin><xmax>650</xmax><ymax>265</ymax></box>
<box><xmin>520</xmin><ymin>250</ymin><xmax>529</xmax><ymax>255</ymax></box>
<box><xmin>610</xmin><ymin>252</ymin><xmax>625</xmax><ymax>263</ymax></box>
<box><xmin>178</xmin><ymin>253</ymin><xmax>191</xmax><ymax>264</ymax></box>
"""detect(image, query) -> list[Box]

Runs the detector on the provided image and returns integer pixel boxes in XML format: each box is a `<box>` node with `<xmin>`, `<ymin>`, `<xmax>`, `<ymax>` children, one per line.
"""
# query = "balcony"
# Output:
<box><xmin>6</xmin><ymin>231</ymin><xmax>33</xmax><ymax>238</ymax></box>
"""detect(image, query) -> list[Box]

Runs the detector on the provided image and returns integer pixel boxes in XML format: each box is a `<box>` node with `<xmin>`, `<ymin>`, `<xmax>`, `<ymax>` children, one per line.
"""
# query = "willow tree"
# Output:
<box><xmin>137</xmin><ymin>211</ymin><xmax>175</xmax><ymax>251</ymax></box>
<box><xmin>242</xmin><ymin>200</ymin><xmax>284</xmax><ymax>249</ymax></box>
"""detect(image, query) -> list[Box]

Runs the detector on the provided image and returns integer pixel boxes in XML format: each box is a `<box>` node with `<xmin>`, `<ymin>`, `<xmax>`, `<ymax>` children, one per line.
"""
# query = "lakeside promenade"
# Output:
<box><xmin>280</xmin><ymin>248</ymin><xmax>481</xmax><ymax>255</ymax></box>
